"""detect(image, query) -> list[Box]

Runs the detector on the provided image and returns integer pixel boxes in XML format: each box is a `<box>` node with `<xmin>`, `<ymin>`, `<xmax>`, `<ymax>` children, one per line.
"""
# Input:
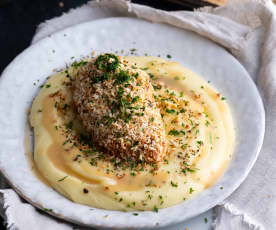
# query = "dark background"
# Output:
<box><xmin>0</xmin><ymin>0</ymin><xmax>215</xmax><ymax>228</ymax></box>
<box><xmin>0</xmin><ymin>0</ymin><xmax>217</xmax><ymax>74</ymax></box>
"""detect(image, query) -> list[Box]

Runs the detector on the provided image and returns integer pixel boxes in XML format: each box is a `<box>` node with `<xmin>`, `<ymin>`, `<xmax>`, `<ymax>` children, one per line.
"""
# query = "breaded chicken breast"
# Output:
<box><xmin>73</xmin><ymin>53</ymin><xmax>167</xmax><ymax>164</ymax></box>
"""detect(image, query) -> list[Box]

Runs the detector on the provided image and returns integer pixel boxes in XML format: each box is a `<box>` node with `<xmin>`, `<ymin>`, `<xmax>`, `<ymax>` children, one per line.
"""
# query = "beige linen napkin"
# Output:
<box><xmin>1</xmin><ymin>0</ymin><xmax>276</xmax><ymax>229</ymax></box>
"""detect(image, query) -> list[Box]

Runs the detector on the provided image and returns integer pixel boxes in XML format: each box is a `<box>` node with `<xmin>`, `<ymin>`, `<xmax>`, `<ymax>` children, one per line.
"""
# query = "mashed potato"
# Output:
<box><xmin>29</xmin><ymin>56</ymin><xmax>235</xmax><ymax>211</ymax></box>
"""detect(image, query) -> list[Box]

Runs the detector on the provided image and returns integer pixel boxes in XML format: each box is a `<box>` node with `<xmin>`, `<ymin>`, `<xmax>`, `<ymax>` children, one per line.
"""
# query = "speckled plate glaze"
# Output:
<box><xmin>0</xmin><ymin>18</ymin><xmax>265</xmax><ymax>229</ymax></box>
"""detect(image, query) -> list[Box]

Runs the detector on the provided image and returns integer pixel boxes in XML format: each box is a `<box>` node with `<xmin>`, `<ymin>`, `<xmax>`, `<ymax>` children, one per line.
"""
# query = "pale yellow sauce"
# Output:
<box><xmin>29</xmin><ymin>56</ymin><xmax>235</xmax><ymax>211</ymax></box>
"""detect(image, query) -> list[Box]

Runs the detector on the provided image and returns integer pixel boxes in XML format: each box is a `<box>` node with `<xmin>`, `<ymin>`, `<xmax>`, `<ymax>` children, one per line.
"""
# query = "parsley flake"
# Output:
<box><xmin>58</xmin><ymin>176</ymin><xmax>68</xmax><ymax>182</ymax></box>
<box><xmin>171</xmin><ymin>181</ymin><xmax>178</xmax><ymax>187</ymax></box>
<box><xmin>166</xmin><ymin>109</ymin><xmax>175</xmax><ymax>114</ymax></box>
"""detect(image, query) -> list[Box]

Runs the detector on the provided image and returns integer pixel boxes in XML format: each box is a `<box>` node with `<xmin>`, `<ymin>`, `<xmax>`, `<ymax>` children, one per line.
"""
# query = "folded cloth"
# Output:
<box><xmin>1</xmin><ymin>0</ymin><xmax>276</xmax><ymax>229</ymax></box>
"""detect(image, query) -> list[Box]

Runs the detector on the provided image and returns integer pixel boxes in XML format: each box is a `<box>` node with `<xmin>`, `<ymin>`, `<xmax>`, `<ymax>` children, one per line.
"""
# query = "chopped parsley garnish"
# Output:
<box><xmin>150</xmin><ymin>117</ymin><xmax>155</xmax><ymax>122</ymax></box>
<box><xmin>166</xmin><ymin>109</ymin><xmax>175</xmax><ymax>114</ymax></box>
<box><xmin>90</xmin><ymin>158</ymin><xmax>97</xmax><ymax>166</ymax></box>
<box><xmin>197</xmin><ymin>140</ymin><xmax>203</xmax><ymax>145</ymax></box>
<box><xmin>148</xmin><ymin>73</ymin><xmax>155</xmax><ymax>79</ymax></box>
<box><xmin>180</xmin><ymin>130</ymin><xmax>186</xmax><ymax>135</ymax></box>
<box><xmin>103</xmin><ymin>116</ymin><xmax>115</xmax><ymax>126</ymax></box>
<box><xmin>167</xmin><ymin>54</ymin><xmax>172</xmax><ymax>59</ymax></box>
<box><xmin>43</xmin><ymin>208</ymin><xmax>53</xmax><ymax>212</ymax></box>
<box><xmin>58</xmin><ymin>176</ymin><xmax>68</xmax><ymax>182</ymax></box>
<box><xmin>94</xmin><ymin>53</ymin><xmax>119</xmax><ymax>72</ymax></box>
<box><xmin>153</xmin><ymin>206</ymin><xmax>158</xmax><ymax>212</ymax></box>
<box><xmin>66</xmin><ymin>121</ymin><xmax>73</xmax><ymax>130</ymax></box>
<box><xmin>132</xmin><ymin>141</ymin><xmax>139</xmax><ymax>147</ymax></box>
<box><xmin>133</xmin><ymin>213</ymin><xmax>139</xmax><ymax>216</ymax></box>
<box><xmin>189</xmin><ymin>187</ymin><xmax>194</xmax><ymax>194</ymax></box>
<box><xmin>45</xmin><ymin>84</ymin><xmax>51</xmax><ymax>88</ymax></box>
<box><xmin>91</xmin><ymin>72</ymin><xmax>110</xmax><ymax>85</ymax></box>
<box><xmin>168</xmin><ymin>129</ymin><xmax>180</xmax><ymax>136</ymax></box>
<box><xmin>182</xmin><ymin>167</ymin><xmax>198</xmax><ymax>174</ymax></box>
<box><xmin>168</xmin><ymin>129</ymin><xmax>185</xmax><ymax>136</ymax></box>
<box><xmin>181</xmin><ymin>144</ymin><xmax>188</xmax><ymax>149</ymax></box>
<box><xmin>171</xmin><ymin>181</ymin><xmax>178</xmax><ymax>187</ymax></box>
<box><xmin>187</xmin><ymin>168</ymin><xmax>198</xmax><ymax>173</ymax></box>
<box><xmin>82</xmin><ymin>149</ymin><xmax>96</xmax><ymax>155</ymax></box>
<box><xmin>169</xmin><ymin>91</ymin><xmax>176</xmax><ymax>96</ymax></box>
<box><xmin>221</xmin><ymin>97</ymin><xmax>226</xmax><ymax>100</ymax></box>
<box><xmin>71</xmin><ymin>60</ymin><xmax>88</xmax><ymax>68</ymax></box>
<box><xmin>132</xmin><ymin>96</ymin><xmax>140</xmax><ymax>103</ymax></box>
<box><xmin>204</xmin><ymin>217</ymin><xmax>208</xmax><ymax>223</ymax></box>
<box><xmin>115</xmin><ymin>70</ymin><xmax>132</xmax><ymax>84</ymax></box>
<box><xmin>117</xmin><ymin>86</ymin><xmax>124</xmax><ymax>97</ymax></box>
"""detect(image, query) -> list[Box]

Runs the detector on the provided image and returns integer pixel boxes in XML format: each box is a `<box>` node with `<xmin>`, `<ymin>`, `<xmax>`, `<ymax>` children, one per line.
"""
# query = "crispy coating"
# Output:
<box><xmin>72</xmin><ymin>54</ymin><xmax>167</xmax><ymax>164</ymax></box>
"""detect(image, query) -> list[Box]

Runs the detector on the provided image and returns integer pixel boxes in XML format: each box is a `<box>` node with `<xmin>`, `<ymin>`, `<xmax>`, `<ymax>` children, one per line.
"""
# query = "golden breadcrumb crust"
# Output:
<box><xmin>73</xmin><ymin>54</ymin><xmax>167</xmax><ymax>164</ymax></box>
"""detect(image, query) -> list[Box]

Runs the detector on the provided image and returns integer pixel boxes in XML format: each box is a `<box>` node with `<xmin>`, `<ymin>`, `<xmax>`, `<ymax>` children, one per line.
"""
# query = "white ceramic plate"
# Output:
<box><xmin>0</xmin><ymin>18</ymin><xmax>265</xmax><ymax>229</ymax></box>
